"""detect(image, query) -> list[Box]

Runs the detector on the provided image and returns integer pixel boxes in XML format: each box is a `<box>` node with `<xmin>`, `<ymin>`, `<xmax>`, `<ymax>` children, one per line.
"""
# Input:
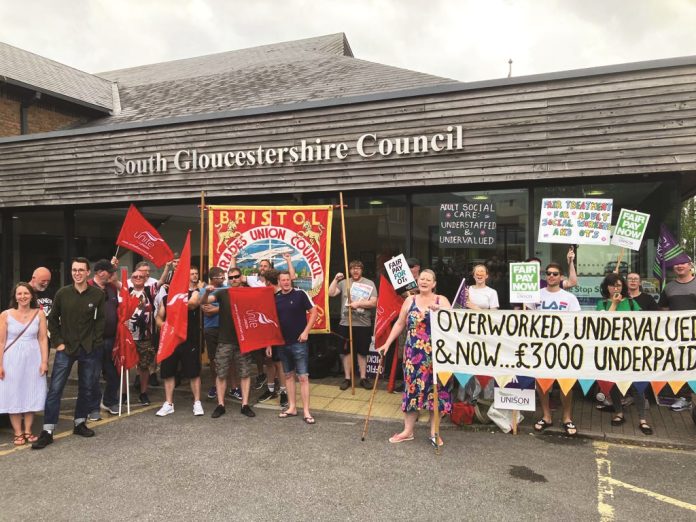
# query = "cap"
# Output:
<box><xmin>406</xmin><ymin>257</ymin><xmax>421</xmax><ymax>268</ymax></box>
<box><xmin>94</xmin><ymin>259</ymin><xmax>116</xmax><ymax>273</ymax></box>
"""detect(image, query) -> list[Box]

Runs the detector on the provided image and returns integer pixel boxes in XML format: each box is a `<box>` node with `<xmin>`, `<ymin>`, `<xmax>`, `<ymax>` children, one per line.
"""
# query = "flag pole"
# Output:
<box><xmin>199</xmin><ymin>191</ymin><xmax>206</xmax><ymax>365</ymax></box>
<box><xmin>114</xmin><ymin>246</ymin><xmax>120</xmax><ymax>259</ymax></box>
<box><xmin>361</xmin><ymin>355</ymin><xmax>384</xmax><ymax>441</ymax></box>
<box><xmin>432</xmin><ymin>374</ymin><xmax>441</xmax><ymax>455</ymax></box>
<box><xmin>339</xmin><ymin>192</ymin><xmax>355</xmax><ymax>395</ymax></box>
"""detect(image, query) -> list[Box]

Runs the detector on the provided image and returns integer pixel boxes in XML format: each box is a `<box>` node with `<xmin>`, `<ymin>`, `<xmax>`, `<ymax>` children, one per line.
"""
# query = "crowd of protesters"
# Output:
<box><xmin>0</xmin><ymin>251</ymin><xmax>694</xmax><ymax>450</ymax></box>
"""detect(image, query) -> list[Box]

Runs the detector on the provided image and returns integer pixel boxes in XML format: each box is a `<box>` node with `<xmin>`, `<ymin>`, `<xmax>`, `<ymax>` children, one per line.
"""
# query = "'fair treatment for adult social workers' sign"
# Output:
<box><xmin>610</xmin><ymin>209</ymin><xmax>650</xmax><ymax>251</ymax></box>
<box><xmin>431</xmin><ymin>309</ymin><xmax>696</xmax><ymax>383</ymax></box>
<box><xmin>538</xmin><ymin>198</ymin><xmax>613</xmax><ymax>245</ymax></box>
<box><xmin>509</xmin><ymin>262</ymin><xmax>540</xmax><ymax>304</ymax></box>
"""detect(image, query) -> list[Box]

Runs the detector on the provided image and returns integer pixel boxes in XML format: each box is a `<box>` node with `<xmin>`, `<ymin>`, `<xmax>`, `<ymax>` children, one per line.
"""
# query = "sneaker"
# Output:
<box><xmin>211</xmin><ymin>404</ymin><xmax>226</xmax><ymax>418</ymax></box>
<box><xmin>670</xmin><ymin>397</ymin><xmax>692</xmax><ymax>412</ymax></box>
<box><xmin>148</xmin><ymin>373</ymin><xmax>160</xmax><ymax>387</ymax></box>
<box><xmin>241</xmin><ymin>404</ymin><xmax>256</xmax><ymax>418</ymax></box>
<box><xmin>31</xmin><ymin>430</ymin><xmax>53</xmax><ymax>449</ymax></box>
<box><xmin>156</xmin><ymin>402</ymin><xmax>175</xmax><ymax>416</ymax></box>
<box><xmin>279</xmin><ymin>390</ymin><xmax>289</xmax><ymax>408</ymax></box>
<box><xmin>139</xmin><ymin>393</ymin><xmax>150</xmax><ymax>406</ymax></box>
<box><xmin>73</xmin><ymin>422</ymin><xmax>95</xmax><ymax>437</ymax></box>
<box><xmin>360</xmin><ymin>378</ymin><xmax>372</xmax><ymax>390</ymax></box>
<box><xmin>229</xmin><ymin>388</ymin><xmax>243</xmax><ymax>402</ymax></box>
<box><xmin>339</xmin><ymin>379</ymin><xmax>351</xmax><ymax>391</ymax></box>
<box><xmin>257</xmin><ymin>388</ymin><xmax>278</xmax><ymax>403</ymax></box>
<box><xmin>254</xmin><ymin>373</ymin><xmax>267</xmax><ymax>390</ymax></box>
<box><xmin>101</xmin><ymin>402</ymin><xmax>119</xmax><ymax>415</ymax></box>
<box><xmin>207</xmin><ymin>386</ymin><xmax>217</xmax><ymax>400</ymax></box>
<box><xmin>87</xmin><ymin>411</ymin><xmax>102</xmax><ymax>422</ymax></box>
<box><xmin>193</xmin><ymin>400</ymin><xmax>204</xmax><ymax>416</ymax></box>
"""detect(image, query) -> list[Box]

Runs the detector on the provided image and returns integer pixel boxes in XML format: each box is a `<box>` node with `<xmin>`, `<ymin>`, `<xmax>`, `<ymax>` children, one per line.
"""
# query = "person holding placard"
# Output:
<box><xmin>377</xmin><ymin>269</ymin><xmax>452</xmax><ymax>447</ymax></box>
<box><xmin>466</xmin><ymin>264</ymin><xmax>499</xmax><ymax>310</ymax></box>
<box><xmin>528</xmin><ymin>262</ymin><xmax>581</xmax><ymax>437</ymax></box>
<box><xmin>594</xmin><ymin>273</ymin><xmax>652</xmax><ymax>435</ymax></box>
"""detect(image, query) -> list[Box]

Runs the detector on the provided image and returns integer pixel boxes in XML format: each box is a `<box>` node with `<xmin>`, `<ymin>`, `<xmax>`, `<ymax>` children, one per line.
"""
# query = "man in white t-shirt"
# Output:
<box><xmin>528</xmin><ymin>262</ymin><xmax>581</xmax><ymax>436</ymax></box>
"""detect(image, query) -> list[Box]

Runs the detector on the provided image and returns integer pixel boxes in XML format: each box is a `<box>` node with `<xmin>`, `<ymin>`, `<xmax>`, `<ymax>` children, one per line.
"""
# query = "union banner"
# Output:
<box><xmin>208</xmin><ymin>205</ymin><xmax>333</xmax><ymax>333</ymax></box>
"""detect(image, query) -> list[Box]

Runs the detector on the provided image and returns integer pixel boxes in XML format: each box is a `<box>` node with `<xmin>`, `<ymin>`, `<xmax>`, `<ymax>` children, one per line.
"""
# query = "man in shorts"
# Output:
<box><xmin>128</xmin><ymin>268</ymin><xmax>157</xmax><ymax>406</ymax></box>
<box><xmin>328</xmin><ymin>260</ymin><xmax>378</xmax><ymax>390</ymax></box>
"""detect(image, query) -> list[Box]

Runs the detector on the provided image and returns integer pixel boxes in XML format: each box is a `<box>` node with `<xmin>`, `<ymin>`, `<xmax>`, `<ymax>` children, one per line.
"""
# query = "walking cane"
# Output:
<box><xmin>361</xmin><ymin>354</ymin><xmax>384</xmax><ymax>441</ymax></box>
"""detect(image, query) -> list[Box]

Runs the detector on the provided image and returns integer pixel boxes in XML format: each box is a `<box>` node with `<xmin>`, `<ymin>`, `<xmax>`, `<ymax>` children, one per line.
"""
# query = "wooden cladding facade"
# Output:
<box><xmin>2</xmin><ymin>62</ymin><xmax>696</xmax><ymax>208</ymax></box>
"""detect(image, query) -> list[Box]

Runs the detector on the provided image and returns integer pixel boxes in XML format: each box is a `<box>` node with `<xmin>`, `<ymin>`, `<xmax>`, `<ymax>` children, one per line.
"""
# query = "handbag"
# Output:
<box><xmin>3</xmin><ymin>310</ymin><xmax>40</xmax><ymax>353</ymax></box>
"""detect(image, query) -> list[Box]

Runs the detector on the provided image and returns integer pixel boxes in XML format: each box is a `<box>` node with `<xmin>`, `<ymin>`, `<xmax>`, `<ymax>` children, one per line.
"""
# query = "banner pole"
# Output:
<box><xmin>432</xmin><ymin>374</ymin><xmax>441</xmax><ymax>455</ymax></box>
<box><xmin>339</xmin><ymin>192</ymin><xmax>355</xmax><ymax>395</ymax></box>
<box><xmin>118</xmin><ymin>364</ymin><xmax>123</xmax><ymax>417</ymax></box>
<box><xmin>361</xmin><ymin>355</ymin><xmax>384</xmax><ymax>441</ymax></box>
<box><xmin>199</xmin><ymin>192</ymin><xmax>206</xmax><ymax>365</ymax></box>
<box><xmin>512</xmin><ymin>410</ymin><xmax>518</xmax><ymax>435</ymax></box>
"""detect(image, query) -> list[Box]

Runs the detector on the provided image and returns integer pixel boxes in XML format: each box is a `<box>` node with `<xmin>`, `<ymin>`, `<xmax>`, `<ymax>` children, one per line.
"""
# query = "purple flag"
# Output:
<box><xmin>452</xmin><ymin>279</ymin><xmax>468</xmax><ymax>309</ymax></box>
<box><xmin>652</xmin><ymin>224</ymin><xmax>691</xmax><ymax>288</ymax></box>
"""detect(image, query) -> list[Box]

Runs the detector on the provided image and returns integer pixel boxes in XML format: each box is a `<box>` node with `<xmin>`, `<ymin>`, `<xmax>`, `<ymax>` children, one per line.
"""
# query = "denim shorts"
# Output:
<box><xmin>279</xmin><ymin>342</ymin><xmax>309</xmax><ymax>376</ymax></box>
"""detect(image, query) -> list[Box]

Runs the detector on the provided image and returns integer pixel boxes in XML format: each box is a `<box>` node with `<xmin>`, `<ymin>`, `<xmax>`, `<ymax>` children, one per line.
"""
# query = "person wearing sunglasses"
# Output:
<box><xmin>528</xmin><ymin>262</ymin><xmax>581</xmax><ymax>437</ymax></box>
<box><xmin>200</xmin><ymin>267</ymin><xmax>226</xmax><ymax>400</ymax></box>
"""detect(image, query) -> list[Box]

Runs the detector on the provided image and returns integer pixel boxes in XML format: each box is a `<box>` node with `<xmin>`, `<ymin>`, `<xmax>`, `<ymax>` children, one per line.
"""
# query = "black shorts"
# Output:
<box><xmin>337</xmin><ymin>325</ymin><xmax>372</xmax><ymax>356</ymax></box>
<box><xmin>204</xmin><ymin>328</ymin><xmax>219</xmax><ymax>361</ymax></box>
<box><xmin>160</xmin><ymin>341</ymin><xmax>201</xmax><ymax>379</ymax></box>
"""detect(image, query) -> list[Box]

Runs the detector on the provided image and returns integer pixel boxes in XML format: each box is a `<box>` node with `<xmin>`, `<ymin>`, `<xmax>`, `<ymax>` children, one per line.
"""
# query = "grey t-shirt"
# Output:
<box><xmin>337</xmin><ymin>277</ymin><xmax>377</xmax><ymax>327</ymax></box>
<box><xmin>658</xmin><ymin>277</ymin><xmax>696</xmax><ymax>310</ymax></box>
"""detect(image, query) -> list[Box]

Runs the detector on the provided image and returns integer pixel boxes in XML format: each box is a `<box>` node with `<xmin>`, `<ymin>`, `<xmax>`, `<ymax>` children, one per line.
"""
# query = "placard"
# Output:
<box><xmin>509</xmin><ymin>262</ymin><xmax>540</xmax><ymax>303</ymax></box>
<box><xmin>494</xmin><ymin>388</ymin><xmax>536</xmax><ymax>412</ymax></box>
<box><xmin>538</xmin><ymin>198</ymin><xmax>613</xmax><ymax>245</ymax></box>
<box><xmin>439</xmin><ymin>201</ymin><xmax>496</xmax><ymax>247</ymax></box>
<box><xmin>384</xmin><ymin>254</ymin><xmax>417</xmax><ymax>294</ymax></box>
<box><xmin>611</xmin><ymin>209</ymin><xmax>650</xmax><ymax>250</ymax></box>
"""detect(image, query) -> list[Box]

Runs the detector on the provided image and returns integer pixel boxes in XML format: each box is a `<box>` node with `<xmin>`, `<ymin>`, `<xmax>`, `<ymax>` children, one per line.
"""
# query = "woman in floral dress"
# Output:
<box><xmin>377</xmin><ymin>269</ymin><xmax>451</xmax><ymax>446</ymax></box>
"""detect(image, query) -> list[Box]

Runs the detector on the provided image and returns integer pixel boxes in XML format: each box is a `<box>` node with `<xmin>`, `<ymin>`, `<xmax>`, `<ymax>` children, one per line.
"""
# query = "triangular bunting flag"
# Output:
<box><xmin>632</xmin><ymin>381</ymin><xmax>650</xmax><ymax>395</ymax></box>
<box><xmin>651</xmin><ymin>381</ymin><xmax>667</xmax><ymax>396</ymax></box>
<box><xmin>615</xmin><ymin>381</ymin><xmax>632</xmax><ymax>397</ymax></box>
<box><xmin>536</xmin><ymin>378</ymin><xmax>554</xmax><ymax>394</ymax></box>
<box><xmin>476</xmin><ymin>375</ymin><xmax>493</xmax><ymax>389</ymax></box>
<box><xmin>668</xmin><ymin>381</ymin><xmax>686</xmax><ymax>395</ymax></box>
<box><xmin>516</xmin><ymin>376</ymin><xmax>536</xmax><ymax>389</ymax></box>
<box><xmin>557</xmin><ymin>378</ymin><xmax>576</xmax><ymax>396</ymax></box>
<box><xmin>454</xmin><ymin>373</ymin><xmax>472</xmax><ymax>387</ymax></box>
<box><xmin>689</xmin><ymin>381</ymin><xmax>696</xmax><ymax>394</ymax></box>
<box><xmin>495</xmin><ymin>375</ymin><xmax>514</xmax><ymax>388</ymax></box>
<box><xmin>598</xmin><ymin>380</ymin><xmax>615</xmax><ymax>397</ymax></box>
<box><xmin>437</xmin><ymin>371</ymin><xmax>453</xmax><ymax>386</ymax></box>
<box><xmin>578</xmin><ymin>379</ymin><xmax>595</xmax><ymax>396</ymax></box>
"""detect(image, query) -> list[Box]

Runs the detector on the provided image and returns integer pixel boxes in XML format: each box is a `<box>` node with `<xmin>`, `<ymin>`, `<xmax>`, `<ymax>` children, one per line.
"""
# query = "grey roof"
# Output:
<box><xmin>0</xmin><ymin>41</ymin><xmax>114</xmax><ymax>112</ymax></box>
<box><xmin>85</xmin><ymin>33</ymin><xmax>457</xmax><ymax>126</ymax></box>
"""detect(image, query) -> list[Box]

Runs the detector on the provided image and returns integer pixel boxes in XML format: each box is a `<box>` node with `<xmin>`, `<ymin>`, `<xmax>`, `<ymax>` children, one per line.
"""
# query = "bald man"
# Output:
<box><xmin>30</xmin><ymin>267</ymin><xmax>53</xmax><ymax>316</ymax></box>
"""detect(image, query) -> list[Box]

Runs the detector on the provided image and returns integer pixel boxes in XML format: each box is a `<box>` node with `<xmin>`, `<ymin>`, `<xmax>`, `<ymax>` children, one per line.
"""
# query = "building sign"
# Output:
<box><xmin>208</xmin><ymin>205</ymin><xmax>333</xmax><ymax>333</ymax></box>
<box><xmin>439</xmin><ymin>201</ymin><xmax>497</xmax><ymax>247</ymax></box>
<box><xmin>113</xmin><ymin>125</ymin><xmax>464</xmax><ymax>176</ymax></box>
<box><xmin>611</xmin><ymin>209</ymin><xmax>650</xmax><ymax>251</ymax></box>
<box><xmin>538</xmin><ymin>198</ymin><xmax>613</xmax><ymax>245</ymax></box>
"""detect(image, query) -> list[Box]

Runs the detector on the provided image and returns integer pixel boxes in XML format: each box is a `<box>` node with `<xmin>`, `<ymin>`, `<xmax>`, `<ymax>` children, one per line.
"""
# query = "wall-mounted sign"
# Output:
<box><xmin>439</xmin><ymin>201</ymin><xmax>497</xmax><ymax>247</ymax></box>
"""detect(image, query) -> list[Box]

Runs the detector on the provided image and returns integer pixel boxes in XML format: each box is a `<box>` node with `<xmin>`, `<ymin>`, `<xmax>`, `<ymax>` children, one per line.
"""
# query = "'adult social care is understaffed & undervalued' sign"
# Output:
<box><xmin>439</xmin><ymin>201</ymin><xmax>496</xmax><ymax>247</ymax></box>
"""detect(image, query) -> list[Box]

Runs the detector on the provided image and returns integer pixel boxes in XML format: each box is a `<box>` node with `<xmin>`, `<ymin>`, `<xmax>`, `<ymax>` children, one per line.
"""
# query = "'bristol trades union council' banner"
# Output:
<box><xmin>208</xmin><ymin>205</ymin><xmax>333</xmax><ymax>333</ymax></box>
<box><xmin>432</xmin><ymin>309</ymin><xmax>696</xmax><ymax>383</ymax></box>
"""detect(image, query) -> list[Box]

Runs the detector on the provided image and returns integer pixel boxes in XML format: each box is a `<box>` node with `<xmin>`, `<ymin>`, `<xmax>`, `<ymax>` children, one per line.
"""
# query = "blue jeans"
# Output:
<box><xmin>43</xmin><ymin>346</ymin><xmax>102</xmax><ymax>430</ymax></box>
<box><xmin>279</xmin><ymin>342</ymin><xmax>309</xmax><ymax>376</ymax></box>
<box><xmin>90</xmin><ymin>337</ymin><xmax>118</xmax><ymax>412</ymax></box>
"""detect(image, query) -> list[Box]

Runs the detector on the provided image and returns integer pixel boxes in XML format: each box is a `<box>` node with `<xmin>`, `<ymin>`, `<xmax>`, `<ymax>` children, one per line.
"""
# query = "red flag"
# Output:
<box><xmin>157</xmin><ymin>231</ymin><xmax>191</xmax><ymax>363</ymax></box>
<box><xmin>228</xmin><ymin>286</ymin><xmax>284</xmax><ymax>353</ymax></box>
<box><xmin>116</xmin><ymin>204</ymin><xmax>174</xmax><ymax>267</ymax></box>
<box><xmin>114</xmin><ymin>268</ymin><xmax>139</xmax><ymax>372</ymax></box>
<box><xmin>374</xmin><ymin>274</ymin><xmax>405</xmax><ymax>347</ymax></box>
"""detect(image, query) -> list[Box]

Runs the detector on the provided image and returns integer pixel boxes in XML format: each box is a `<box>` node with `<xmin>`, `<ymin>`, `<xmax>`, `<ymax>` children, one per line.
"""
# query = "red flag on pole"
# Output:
<box><xmin>157</xmin><ymin>231</ymin><xmax>191</xmax><ymax>363</ymax></box>
<box><xmin>228</xmin><ymin>286</ymin><xmax>285</xmax><ymax>353</ymax></box>
<box><xmin>116</xmin><ymin>204</ymin><xmax>174</xmax><ymax>267</ymax></box>
<box><xmin>114</xmin><ymin>268</ymin><xmax>140</xmax><ymax>372</ymax></box>
<box><xmin>374</xmin><ymin>274</ymin><xmax>405</xmax><ymax>348</ymax></box>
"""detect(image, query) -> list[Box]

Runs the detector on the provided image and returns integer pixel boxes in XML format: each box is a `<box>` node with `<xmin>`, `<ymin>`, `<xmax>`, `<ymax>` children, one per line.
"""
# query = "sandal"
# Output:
<box><xmin>24</xmin><ymin>433</ymin><xmax>38</xmax><ymax>443</ymax></box>
<box><xmin>279</xmin><ymin>410</ymin><xmax>298</xmax><ymax>418</ymax></box>
<box><xmin>13</xmin><ymin>434</ymin><xmax>26</xmax><ymax>446</ymax></box>
<box><xmin>639</xmin><ymin>422</ymin><xmax>653</xmax><ymax>435</ymax></box>
<box><xmin>611</xmin><ymin>415</ymin><xmax>626</xmax><ymax>426</ymax></box>
<box><xmin>595</xmin><ymin>404</ymin><xmax>615</xmax><ymax>412</ymax></box>
<box><xmin>388</xmin><ymin>432</ymin><xmax>414</xmax><ymax>443</ymax></box>
<box><xmin>534</xmin><ymin>418</ymin><xmax>552</xmax><ymax>432</ymax></box>
<box><xmin>303</xmin><ymin>416</ymin><xmax>316</xmax><ymax>425</ymax></box>
<box><xmin>429</xmin><ymin>435</ymin><xmax>444</xmax><ymax>448</ymax></box>
<box><xmin>561</xmin><ymin>421</ymin><xmax>577</xmax><ymax>436</ymax></box>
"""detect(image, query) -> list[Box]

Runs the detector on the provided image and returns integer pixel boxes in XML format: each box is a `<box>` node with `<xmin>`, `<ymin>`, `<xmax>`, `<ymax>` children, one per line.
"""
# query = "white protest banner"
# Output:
<box><xmin>384</xmin><ymin>254</ymin><xmax>417</xmax><ymax>294</ymax></box>
<box><xmin>432</xmin><ymin>309</ymin><xmax>696</xmax><ymax>382</ymax></box>
<box><xmin>509</xmin><ymin>262</ymin><xmax>540</xmax><ymax>303</ymax></box>
<box><xmin>494</xmin><ymin>388</ymin><xmax>536</xmax><ymax>412</ymax></box>
<box><xmin>538</xmin><ymin>198</ymin><xmax>613</xmax><ymax>245</ymax></box>
<box><xmin>611</xmin><ymin>209</ymin><xmax>650</xmax><ymax>251</ymax></box>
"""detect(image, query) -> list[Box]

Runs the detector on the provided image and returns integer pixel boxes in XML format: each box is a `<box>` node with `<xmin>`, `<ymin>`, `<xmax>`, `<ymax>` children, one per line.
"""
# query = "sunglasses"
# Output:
<box><xmin>132</xmin><ymin>275</ymin><xmax>145</xmax><ymax>280</ymax></box>
<box><xmin>545</xmin><ymin>271</ymin><xmax>560</xmax><ymax>276</ymax></box>
<box><xmin>228</xmin><ymin>274</ymin><xmax>241</xmax><ymax>279</ymax></box>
